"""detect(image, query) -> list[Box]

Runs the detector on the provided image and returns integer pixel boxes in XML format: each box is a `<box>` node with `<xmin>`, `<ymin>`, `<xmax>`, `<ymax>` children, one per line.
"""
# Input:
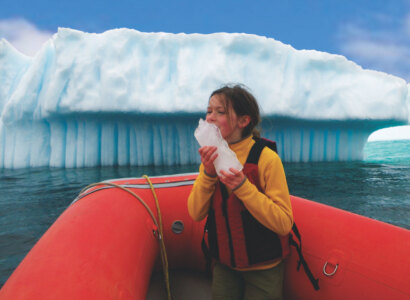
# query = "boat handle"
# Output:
<box><xmin>323</xmin><ymin>262</ymin><xmax>338</xmax><ymax>277</ymax></box>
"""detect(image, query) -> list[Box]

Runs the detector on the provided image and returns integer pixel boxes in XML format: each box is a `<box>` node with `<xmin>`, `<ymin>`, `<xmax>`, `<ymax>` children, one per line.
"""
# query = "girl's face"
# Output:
<box><xmin>206</xmin><ymin>94</ymin><xmax>249</xmax><ymax>143</ymax></box>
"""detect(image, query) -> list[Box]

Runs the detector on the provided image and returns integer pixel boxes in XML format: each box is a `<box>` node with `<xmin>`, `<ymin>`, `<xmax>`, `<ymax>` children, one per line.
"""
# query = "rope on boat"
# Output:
<box><xmin>78</xmin><ymin>175</ymin><xmax>172</xmax><ymax>300</ymax></box>
<box><xmin>143</xmin><ymin>175</ymin><xmax>172</xmax><ymax>300</ymax></box>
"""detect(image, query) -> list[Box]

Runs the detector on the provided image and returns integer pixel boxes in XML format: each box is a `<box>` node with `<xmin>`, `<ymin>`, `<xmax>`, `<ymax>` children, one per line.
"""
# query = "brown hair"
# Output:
<box><xmin>210</xmin><ymin>84</ymin><xmax>261</xmax><ymax>138</ymax></box>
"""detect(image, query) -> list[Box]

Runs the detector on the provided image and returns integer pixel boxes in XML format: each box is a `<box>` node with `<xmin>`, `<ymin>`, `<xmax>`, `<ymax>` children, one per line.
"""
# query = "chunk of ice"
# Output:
<box><xmin>194</xmin><ymin>119</ymin><xmax>243</xmax><ymax>176</ymax></box>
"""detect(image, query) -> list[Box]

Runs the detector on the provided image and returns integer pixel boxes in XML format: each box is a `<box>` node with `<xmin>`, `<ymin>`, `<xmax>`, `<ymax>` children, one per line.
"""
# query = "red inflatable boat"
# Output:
<box><xmin>1</xmin><ymin>173</ymin><xmax>409</xmax><ymax>299</ymax></box>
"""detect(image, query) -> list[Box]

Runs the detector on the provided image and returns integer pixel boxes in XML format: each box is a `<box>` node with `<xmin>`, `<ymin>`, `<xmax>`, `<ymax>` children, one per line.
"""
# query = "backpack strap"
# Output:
<box><xmin>247</xmin><ymin>137</ymin><xmax>277</xmax><ymax>164</ymax></box>
<box><xmin>289</xmin><ymin>223</ymin><xmax>320</xmax><ymax>290</ymax></box>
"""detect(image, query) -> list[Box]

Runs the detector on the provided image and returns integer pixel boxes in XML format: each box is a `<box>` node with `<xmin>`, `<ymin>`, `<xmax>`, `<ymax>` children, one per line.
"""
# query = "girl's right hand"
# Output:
<box><xmin>199</xmin><ymin>146</ymin><xmax>218</xmax><ymax>177</ymax></box>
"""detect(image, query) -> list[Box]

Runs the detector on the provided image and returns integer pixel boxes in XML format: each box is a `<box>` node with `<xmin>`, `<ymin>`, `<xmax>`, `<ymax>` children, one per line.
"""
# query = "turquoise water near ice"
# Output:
<box><xmin>364</xmin><ymin>140</ymin><xmax>410</xmax><ymax>164</ymax></box>
<box><xmin>0</xmin><ymin>140</ymin><xmax>409</xmax><ymax>287</ymax></box>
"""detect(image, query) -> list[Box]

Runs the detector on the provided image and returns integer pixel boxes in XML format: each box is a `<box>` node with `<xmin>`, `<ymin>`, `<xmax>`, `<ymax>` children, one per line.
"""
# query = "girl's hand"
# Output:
<box><xmin>199</xmin><ymin>146</ymin><xmax>218</xmax><ymax>176</ymax></box>
<box><xmin>219</xmin><ymin>168</ymin><xmax>246</xmax><ymax>191</ymax></box>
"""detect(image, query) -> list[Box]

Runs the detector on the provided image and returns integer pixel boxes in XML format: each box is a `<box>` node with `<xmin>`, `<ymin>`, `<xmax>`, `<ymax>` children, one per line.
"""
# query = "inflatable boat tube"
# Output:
<box><xmin>0</xmin><ymin>174</ymin><xmax>409</xmax><ymax>299</ymax></box>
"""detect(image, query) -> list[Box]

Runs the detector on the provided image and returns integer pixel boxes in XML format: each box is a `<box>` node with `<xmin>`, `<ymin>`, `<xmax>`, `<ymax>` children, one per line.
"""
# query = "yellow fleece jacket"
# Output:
<box><xmin>188</xmin><ymin>135</ymin><xmax>293</xmax><ymax>271</ymax></box>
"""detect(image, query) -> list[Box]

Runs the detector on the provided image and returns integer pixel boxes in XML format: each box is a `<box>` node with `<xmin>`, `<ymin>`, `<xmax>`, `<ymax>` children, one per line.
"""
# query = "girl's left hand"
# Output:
<box><xmin>219</xmin><ymin>168</ymin><xmax>246</xmax><ymax>191</ymax></box>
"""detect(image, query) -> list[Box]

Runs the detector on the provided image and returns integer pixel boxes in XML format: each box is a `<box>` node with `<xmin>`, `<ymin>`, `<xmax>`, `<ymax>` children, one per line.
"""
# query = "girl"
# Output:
<box><xmin>188</xmin><ymin>84</ymin><xmax>293</xmax><ymax>300</ymax></box>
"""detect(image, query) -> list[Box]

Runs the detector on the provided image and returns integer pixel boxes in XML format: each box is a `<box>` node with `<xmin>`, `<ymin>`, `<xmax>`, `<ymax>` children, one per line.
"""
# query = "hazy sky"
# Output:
<box><xmin>1</xmin><ymin>0</ymin><xmax>409</xmax><ymax>139</ymax></box>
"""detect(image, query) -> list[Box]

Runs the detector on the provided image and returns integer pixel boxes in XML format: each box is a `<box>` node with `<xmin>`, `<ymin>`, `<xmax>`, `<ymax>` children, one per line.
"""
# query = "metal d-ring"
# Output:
<box><xmin>323</xmin><ymin>262</ymin><xmax>338</xmax><ymax>277</ymax></box>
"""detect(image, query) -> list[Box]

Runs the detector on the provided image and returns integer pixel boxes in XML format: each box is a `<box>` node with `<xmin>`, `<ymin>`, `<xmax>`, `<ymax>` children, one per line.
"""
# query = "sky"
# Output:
<box><xmin>0</xmin><ymin>0</ymin><xmax>409</xmax><ymax>140</ymax></box>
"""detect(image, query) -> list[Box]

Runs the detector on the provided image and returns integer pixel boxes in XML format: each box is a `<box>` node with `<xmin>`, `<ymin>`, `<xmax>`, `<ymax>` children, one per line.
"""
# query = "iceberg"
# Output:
<box><xmin>0</xmin><ymin>28</ymin><xmax>408</xmax><ymax>168</ymax></box>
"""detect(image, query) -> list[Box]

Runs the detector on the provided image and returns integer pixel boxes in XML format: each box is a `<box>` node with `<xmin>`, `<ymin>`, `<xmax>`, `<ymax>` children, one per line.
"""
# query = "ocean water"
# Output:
<box><xmin>0</xmin><ymin>140</ymin><xmax>409</xmax><ymax>287</ymax></box>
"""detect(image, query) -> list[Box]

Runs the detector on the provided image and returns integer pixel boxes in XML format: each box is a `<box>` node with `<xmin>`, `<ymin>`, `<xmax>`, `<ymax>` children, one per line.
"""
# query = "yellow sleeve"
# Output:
<box><xmin>233</xmin><ymin>147</ymin><xmax>293</xmax><ymax>236</ymax></box>
<box><xmin>187</xmin><ymin>164</ymin><xmax>218</xmax><ymax>221</ymax></box>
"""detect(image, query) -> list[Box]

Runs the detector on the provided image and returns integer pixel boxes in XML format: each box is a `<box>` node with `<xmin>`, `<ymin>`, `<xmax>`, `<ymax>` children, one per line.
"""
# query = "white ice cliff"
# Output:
<box><xmin>0</xmin><ymin>28</ymin><xmax>408</xmax><ymax>168</ymax></box>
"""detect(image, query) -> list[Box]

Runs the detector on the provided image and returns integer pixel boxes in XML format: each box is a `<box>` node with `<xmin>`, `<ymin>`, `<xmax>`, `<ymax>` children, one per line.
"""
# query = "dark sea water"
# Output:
<box><xmin>1</xmin><ymin>140</ymin><xmax>409</xmax><ymax>287</ymax></box>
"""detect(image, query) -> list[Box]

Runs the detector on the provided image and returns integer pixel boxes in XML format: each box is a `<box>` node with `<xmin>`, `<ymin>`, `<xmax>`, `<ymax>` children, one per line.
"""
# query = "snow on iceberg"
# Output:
<box><xmin>0</xmin><ymin>28</ymin><xmax>408</xmax><ymax>168</ymax></box>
